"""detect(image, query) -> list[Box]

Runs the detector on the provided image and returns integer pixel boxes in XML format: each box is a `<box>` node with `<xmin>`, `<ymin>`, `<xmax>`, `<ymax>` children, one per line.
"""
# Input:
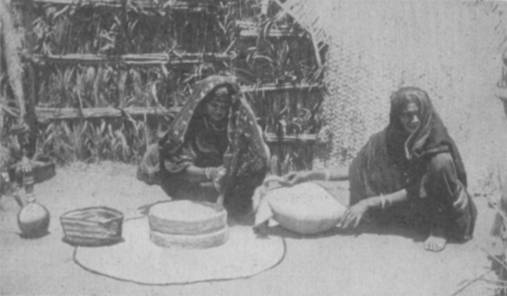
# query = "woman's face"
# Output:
<box><xmin>399</xmin><ymin>101</ymin><xmax>420</xmax><ymax>134</ymax></box>
<box><xmin>206</xmin><ymin>93</ymin><xmax>230</xmax><ymax>122</ymax></box>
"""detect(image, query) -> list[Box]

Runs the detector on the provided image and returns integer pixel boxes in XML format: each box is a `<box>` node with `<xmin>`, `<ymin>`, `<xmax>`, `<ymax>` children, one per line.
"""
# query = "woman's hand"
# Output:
<box><xmin>19</xmin><ymin>155</ymin><xmax>32</xmax><ymax>174</ymax></box>
<box><xmin>205</xmin><ymin>166</ymin><xmax>227</xmax><ymax>192</ymax></box>
<box><xmin>337</xmin><ymin>200</ymin><xmax>370</xmax><ymax>229</ymax></box>
<box><xmin>282</xmin><ymin>170</ymin><xmax>313</xmax><ymax>186</ymax></box>
<box><xmin>206</xmin><ymin>166</ymin><xmax>225</xmax><ymax>181</ymax></box>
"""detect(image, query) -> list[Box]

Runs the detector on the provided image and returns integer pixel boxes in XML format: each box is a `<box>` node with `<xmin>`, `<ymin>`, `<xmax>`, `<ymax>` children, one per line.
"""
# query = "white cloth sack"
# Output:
<box><xmin>254</xmin><ymin>179</ymin><xmax>347</xmax><ymax>235</ymax></box>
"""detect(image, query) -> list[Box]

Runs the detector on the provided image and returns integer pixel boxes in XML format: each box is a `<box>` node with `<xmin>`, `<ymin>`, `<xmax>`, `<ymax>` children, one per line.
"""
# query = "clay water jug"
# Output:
<box><xmin>18</xmin><ymin>198</ymin><xmax>50</xmax><ymax>238</ymax></box>
<box><xmin>17</xmin><ymin>157</ymin><xmax>50</xmax><ymax>238</ymax></box>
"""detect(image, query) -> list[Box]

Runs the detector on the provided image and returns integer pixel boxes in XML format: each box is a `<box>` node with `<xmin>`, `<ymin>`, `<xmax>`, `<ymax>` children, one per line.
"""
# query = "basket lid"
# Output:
<box><xmin>60</xmin><ymin>206</ymin><xmax>123</xmax><ymax>223</ymax></box>
<box><xmin>149</xmin><ymin>200</ymin><xmax>224</xmax><ymax>222</ymax></box>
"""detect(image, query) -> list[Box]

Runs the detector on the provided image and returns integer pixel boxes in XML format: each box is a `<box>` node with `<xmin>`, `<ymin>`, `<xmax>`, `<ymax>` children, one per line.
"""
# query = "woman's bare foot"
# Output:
<box><xmin>424</xmin><ymin>225</ymin><xmax>447</xmax><ymax>252</ymax></box>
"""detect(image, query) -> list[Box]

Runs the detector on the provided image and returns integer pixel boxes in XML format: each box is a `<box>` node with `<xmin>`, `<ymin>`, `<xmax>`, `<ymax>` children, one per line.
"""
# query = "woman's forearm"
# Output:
<box><xmin>183</xmin><ymin>165</ymin><xmax>209</xmax><ymax>183</ymax></box>
<box><xmin>184</xmin><ymin>165</ymin><xmax>226</xmax><ymax>185</ymax></box>
<box><xmin>363</xmin><ymin>189</ymin><xmax>409</xmax><ymax>210</ymax></box>
<box><xmin>303</xmin><ymin>167</ymin><xmax>349</xmax><ymax>182</ymax></box>
<box><xmin>386</xmin><ymin>189</ymin><xmax>409</xmax><ymax>205</ymax></box>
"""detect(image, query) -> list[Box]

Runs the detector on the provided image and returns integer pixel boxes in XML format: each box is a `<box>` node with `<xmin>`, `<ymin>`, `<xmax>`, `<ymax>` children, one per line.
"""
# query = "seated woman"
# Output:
<box><xmin>284</xmin><ymin>87</ymin><xmax>477</xmax><ymax>252</ymax></box>
<box><xmin>137</xmin><ymin>75</ymin><xmax>270</xmax><ymax>217</ymax></box>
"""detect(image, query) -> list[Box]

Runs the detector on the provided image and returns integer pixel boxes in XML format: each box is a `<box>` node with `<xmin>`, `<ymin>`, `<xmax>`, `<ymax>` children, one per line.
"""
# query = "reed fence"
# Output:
<box><xmin>1</xmin><ymin>0</ymin><xmax>326</xmax><ymax>172</ymax></box>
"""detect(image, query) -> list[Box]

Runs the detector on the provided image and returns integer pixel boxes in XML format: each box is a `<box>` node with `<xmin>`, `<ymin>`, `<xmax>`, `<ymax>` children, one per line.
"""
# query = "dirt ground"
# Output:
<box><xmin>0</xmin><ymin>161</ymin><xmax>500</xmax><ymax>296</ymax></box>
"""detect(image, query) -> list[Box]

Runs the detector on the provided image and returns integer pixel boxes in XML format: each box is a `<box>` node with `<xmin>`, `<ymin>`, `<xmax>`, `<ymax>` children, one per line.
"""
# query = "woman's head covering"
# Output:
<box><xmin>161</xmin><ymin>75</ymin><xmax>269</xmax><ymax>164</ymax></box>
<box><xmin>162</xmin><ymin>76</ymin><xmax>238</xmax><ymax>151</ymax></box>
<box><xmin>212</xmin><ymin>85</ymin><xmax>230</xmax><ymax>98</ymax></box>
<box><xmin>386</xmin><ymin>86</ymin><xmax>466</xmax><ymax>183</ymax></box>
<box><xmin>387</xmin><ymin>87</ymin><xmax>452</xmax><ymax>161</ymax></box>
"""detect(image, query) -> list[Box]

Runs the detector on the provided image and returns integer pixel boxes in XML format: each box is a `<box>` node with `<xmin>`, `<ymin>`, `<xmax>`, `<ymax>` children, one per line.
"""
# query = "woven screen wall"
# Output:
<box><xmin>306</xmin><ymin>0</ymin><xmax>507</xmax><ymax>192</ymax></box>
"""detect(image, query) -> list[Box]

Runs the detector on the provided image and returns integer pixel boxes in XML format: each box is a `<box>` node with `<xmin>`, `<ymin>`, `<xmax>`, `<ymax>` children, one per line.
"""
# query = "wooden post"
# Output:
<box><xmin>0</xmin><ymin>0</ymin><xmax>26</xmax><ymax>124</ymax></box>
<box><xmin>0</xmin><ymin>19</ymin><xmax>5</xmax><ymax>136</ymax></box>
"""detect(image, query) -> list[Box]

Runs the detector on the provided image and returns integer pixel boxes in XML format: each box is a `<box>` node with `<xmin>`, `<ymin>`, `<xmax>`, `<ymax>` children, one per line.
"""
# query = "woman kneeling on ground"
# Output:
<box><xmin>138</xmin><ymin>75</ymin><xmax>270</xmax><ymax>218</ymax></box>
<box><xmin>284</xmin><ymin>87</ymin><xmax>477</xmax><ymax>252</ymax></box>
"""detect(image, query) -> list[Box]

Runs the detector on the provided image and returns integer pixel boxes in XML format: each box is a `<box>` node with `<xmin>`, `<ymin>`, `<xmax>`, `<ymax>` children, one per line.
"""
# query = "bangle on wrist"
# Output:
<box><xmin>379</xmin><ymin>195</ymin><xmax>387</xmax><ymax>210</ymax></box>
<box><xmin>213</xmin><ymin>177</ymin><xmax>221</xmax><ymax>192</ymax></box>
<box><xmin>213</xmin><ymin>168</ymin><xmax>226</xmax><ymax>192</ymax></box>
<box><xmin>204</xmin><ymin>167</ymin><xmax>213</xmax><ymax>180</ymax></box>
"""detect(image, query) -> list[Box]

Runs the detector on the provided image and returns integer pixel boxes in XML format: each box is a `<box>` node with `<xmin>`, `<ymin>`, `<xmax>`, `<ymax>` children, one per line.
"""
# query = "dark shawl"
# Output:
<box><xmin>159</xmin><ymin>75</ymin><xmax>270</xmax><ymax>214</ymax></box>
<box><xmin>349</xmin><ymin>87</ymin><xmax>467</xmax><ymax>204</ymax></box>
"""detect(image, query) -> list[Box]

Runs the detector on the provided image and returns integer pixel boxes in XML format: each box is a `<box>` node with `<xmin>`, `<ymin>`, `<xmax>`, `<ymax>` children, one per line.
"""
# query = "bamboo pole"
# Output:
<box><xmin>0</xmin><ymin>19</ymin><xmax>5</xmax><ymax>134</ymax></box>
<box><xmin>29</xmin><ymin>52</ymin><xmax>232</xmax><ymax>66</ymax></box>
<box><xmin>241</xmin><ymin>82</ymin><xmax>323</xmax><ymax>93</ymax></box>
<box><xmin>35</xmin><ymin>106</ymin><xmax>318</xmax><ymax>145</ymax></box>
<box><xmin>26</xmin><ymin>0</ymin><xmax>215</xmax><ymax>11</ymax></box>
<box><xmin>264</xmin><ymin>132</ymin><xmax>317</xmax><ymax>143</ymax></box>
<box><xmin>237</xmin><ymin>20</ymin><xmax>301</xmax><ymax>38</ymax></box>
<box><xmin>35</xmin><ymin>106</ymin><xmax>181</xmax><ymax>122</ymax></box>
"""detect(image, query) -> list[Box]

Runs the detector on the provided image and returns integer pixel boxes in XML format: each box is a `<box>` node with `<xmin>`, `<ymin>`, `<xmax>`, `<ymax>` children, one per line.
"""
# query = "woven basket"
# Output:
<box><xmin>60</xmin><ymin>207</ymin><xmax>123</xmax><ymax>246</ymax></box>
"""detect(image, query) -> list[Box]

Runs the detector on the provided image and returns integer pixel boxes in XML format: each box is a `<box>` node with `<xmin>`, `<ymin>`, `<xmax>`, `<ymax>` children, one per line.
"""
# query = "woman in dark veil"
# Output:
<box><xmin>138</xmin><ymin>75</ymin><xmax>270</xmax><ymax>218</ymax></box>
<box><xmin>284</xmin><ymin>87</ymin><xmax>476</xmax><ymax>251</ymax></box>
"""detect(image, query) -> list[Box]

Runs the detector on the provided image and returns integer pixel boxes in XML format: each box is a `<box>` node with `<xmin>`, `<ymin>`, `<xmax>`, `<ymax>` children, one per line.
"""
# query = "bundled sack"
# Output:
<box><xmin>253</xmin><ymin>177</ymin><xmax>347</xmax><ymax>235</ymax></box>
